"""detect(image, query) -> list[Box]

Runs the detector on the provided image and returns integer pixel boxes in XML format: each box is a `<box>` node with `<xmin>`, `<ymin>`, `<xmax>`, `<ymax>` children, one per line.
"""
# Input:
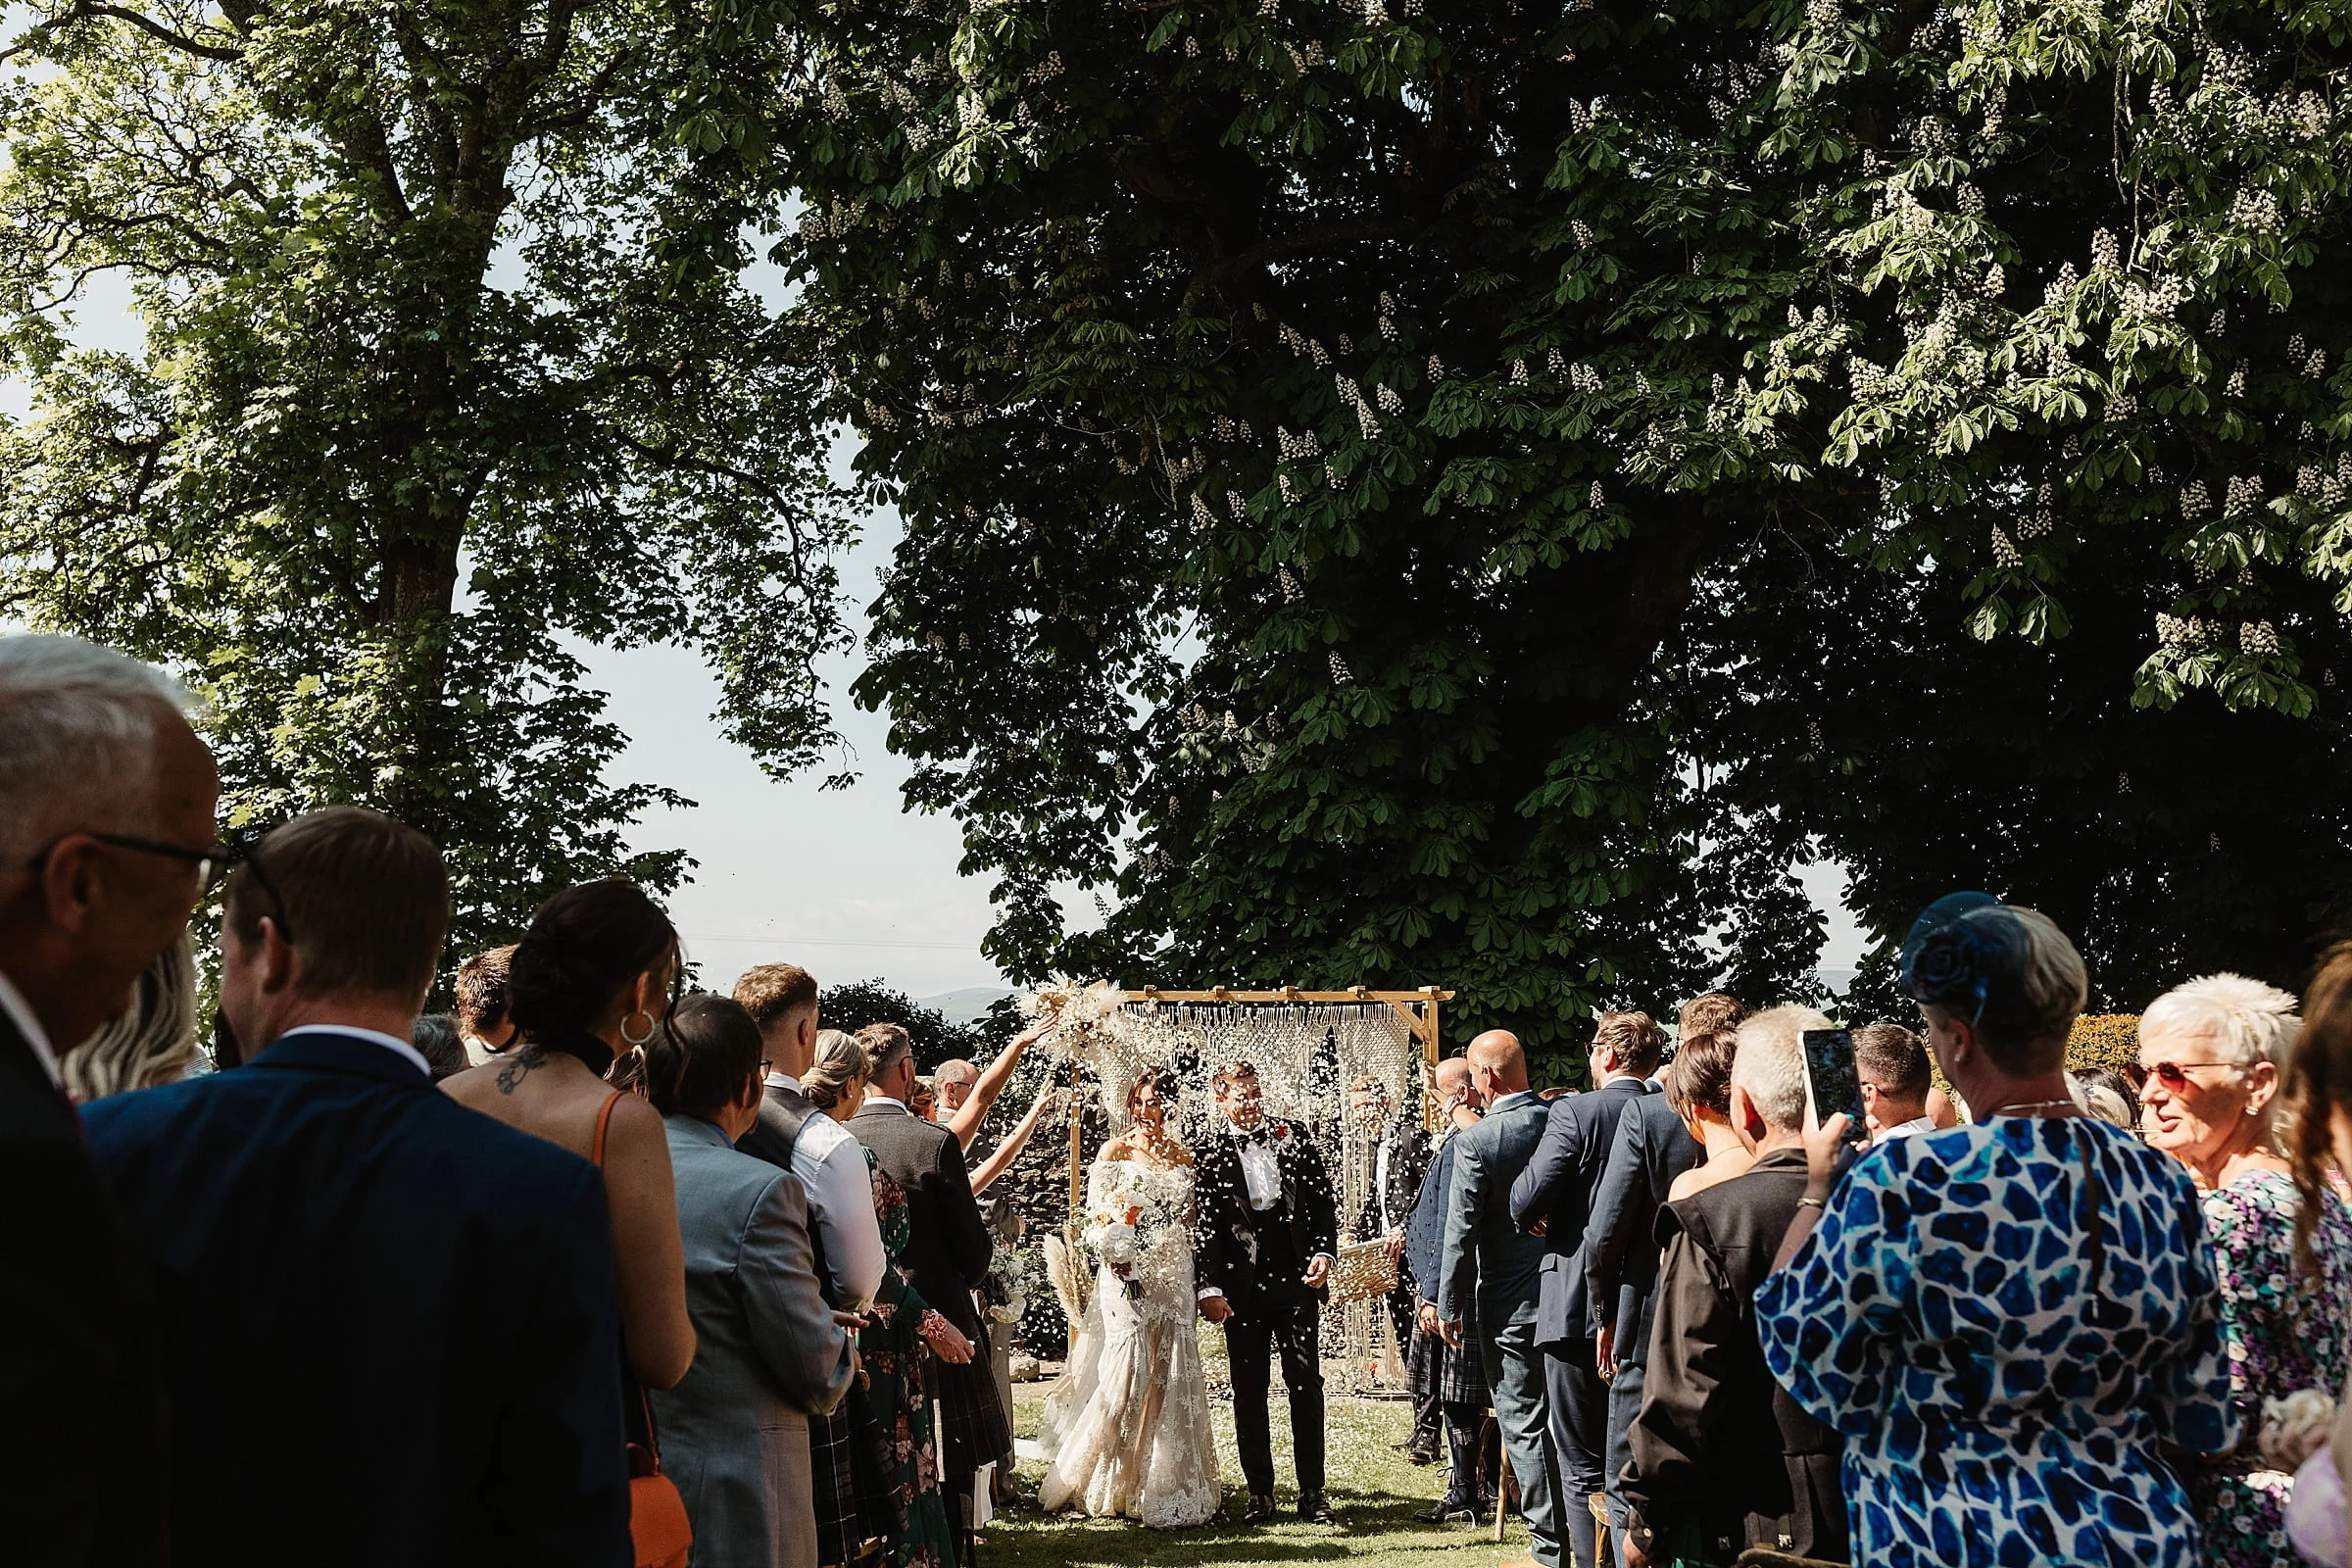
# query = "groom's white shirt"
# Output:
<box><xmin>1236</xmin><ymin>1134</ymin><xmax>1282</xmax><ymax>1210</ymax></box>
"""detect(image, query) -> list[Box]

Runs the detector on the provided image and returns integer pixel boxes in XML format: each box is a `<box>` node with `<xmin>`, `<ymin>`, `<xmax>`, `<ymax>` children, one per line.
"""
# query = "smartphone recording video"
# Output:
<box><xmin>1800</xmin><ymin>1029</ymin><xmax>1869</xmax><ymax>1145</ymax></box>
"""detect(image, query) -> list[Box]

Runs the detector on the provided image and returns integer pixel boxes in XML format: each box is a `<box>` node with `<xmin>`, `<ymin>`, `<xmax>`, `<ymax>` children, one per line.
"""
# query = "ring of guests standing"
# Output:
<box><xmin>12</xmin><ymin>629</ymin><xmax>2352</xmax><ymax>1568</ymax></box>
<box><xmin>0</xmin><ymin>635</ymin><xmax>1060</xmax><ymax>1568</ymax></box>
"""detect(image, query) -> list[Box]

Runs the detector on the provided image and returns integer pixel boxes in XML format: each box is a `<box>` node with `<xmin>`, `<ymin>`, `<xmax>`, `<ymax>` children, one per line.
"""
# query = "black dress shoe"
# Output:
<box><xmin>1405</xmin><ymin>1446</ymin><xmax>1440</xmax><ymax>1466</ymax></box>
<box><xmin>1413</xmin><ymin>1496</ymin><xmax>1480</xmax><ymax>1524</ymax></box>
<box><xmin>1241</xmin><ymin>1494</ymin><xmax>1277</xmax><ymax>1524</ymax></box>
<box><xmin>1299</xmin><ymin>1490</ymin><xmax>1337</xmax><ymax>1525</ymax></box>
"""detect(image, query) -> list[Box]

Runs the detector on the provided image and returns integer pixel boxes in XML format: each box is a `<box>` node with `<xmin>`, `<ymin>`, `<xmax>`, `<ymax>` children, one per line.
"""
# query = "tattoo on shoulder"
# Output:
<box><xmin>495</xmin><ymin>1045</ymin><xmax>545</xmax><ymax>1095</ymax></box>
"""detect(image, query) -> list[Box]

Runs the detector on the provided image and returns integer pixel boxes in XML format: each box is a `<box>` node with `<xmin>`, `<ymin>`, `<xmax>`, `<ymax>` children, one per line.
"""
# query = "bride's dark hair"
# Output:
<box><xmin>1128</xmin><ymin>1068</ymin><xmax>1181</xmax><ymax>1112</ymax></box>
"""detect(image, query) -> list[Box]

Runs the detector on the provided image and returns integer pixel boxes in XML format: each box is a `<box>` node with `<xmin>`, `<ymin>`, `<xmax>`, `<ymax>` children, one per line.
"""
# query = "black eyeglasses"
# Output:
<box><xmin>26</xmin><ymin>831</ymin><xmax>237</xmax><ymax>890</ymax></box>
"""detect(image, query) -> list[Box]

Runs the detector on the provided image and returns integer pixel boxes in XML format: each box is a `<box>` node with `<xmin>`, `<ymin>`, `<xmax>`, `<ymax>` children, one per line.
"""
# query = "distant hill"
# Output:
<box><xmin>914</xmin><ymin>987</ymin><xmax>1017</xmax><ymax>1024</ymax></box>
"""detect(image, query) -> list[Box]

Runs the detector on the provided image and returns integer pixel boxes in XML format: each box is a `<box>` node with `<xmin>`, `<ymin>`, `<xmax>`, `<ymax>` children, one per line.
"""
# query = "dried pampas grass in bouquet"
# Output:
<box><xmin>1021</xmin><ymin>975</ymin><xmax>1127</xmax><ymax>1041</ymax></box>
<box><xmin>1022</xmin><ymin>976</ymin><xmax>1156</xmax><ymax>1129</ymax></box>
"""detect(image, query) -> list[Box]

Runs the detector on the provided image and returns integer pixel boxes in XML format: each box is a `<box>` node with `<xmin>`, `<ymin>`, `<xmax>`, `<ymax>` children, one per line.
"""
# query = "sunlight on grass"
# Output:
<box><xmin>989</xmin><ymin>1374</ymin><xmax>1528</xmax><ymax>1568</ymax></box>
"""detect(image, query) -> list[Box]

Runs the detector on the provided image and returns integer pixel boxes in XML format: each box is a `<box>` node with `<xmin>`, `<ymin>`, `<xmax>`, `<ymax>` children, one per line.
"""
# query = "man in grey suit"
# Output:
<box><xmin>648</xmin><ymin>997</ymin><xmax>856</xmax><ymax>1568</ymax></box>
<box><xmin>1439</xmin><ymin>1030</ymin><xmax>1565</xmax><ymax>1568</ymax></box>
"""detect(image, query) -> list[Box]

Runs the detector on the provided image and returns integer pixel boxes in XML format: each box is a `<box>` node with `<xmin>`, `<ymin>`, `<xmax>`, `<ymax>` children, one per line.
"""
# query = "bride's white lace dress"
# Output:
<box><xmin>1038</xmin><ymin>1158</ymin><xmax>1220</xmax><ymax>1527</ymax></box>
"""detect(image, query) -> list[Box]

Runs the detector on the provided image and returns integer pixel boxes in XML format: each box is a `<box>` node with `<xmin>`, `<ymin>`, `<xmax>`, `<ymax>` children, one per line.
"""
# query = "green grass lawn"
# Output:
<box><xmin>986</xmin><ymin>1379</ymin><xmax>1532</xmax><ymax>1568</ymax></box>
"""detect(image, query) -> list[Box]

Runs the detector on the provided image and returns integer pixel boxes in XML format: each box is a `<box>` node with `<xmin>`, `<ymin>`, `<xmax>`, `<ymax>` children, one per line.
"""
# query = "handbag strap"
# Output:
<box><xmin>591</xmin><ymin>1090</ymin><xmax>623</xmax><ymax>1168</ymax></box>
<box><xmin>631</xmin><ymin>1377</ymin><xmax>664</xmax><ymax>1476</ymax></box>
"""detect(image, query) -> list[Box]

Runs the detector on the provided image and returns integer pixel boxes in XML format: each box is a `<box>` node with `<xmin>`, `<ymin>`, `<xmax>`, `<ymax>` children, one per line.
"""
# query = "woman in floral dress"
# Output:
<box><xmin>806</xmin><ymin>1031</ymin><xmax>965</xmax><ymax>1568</ymax></box>
<box><xmin>2139</xmin><ymin>975</ymin><xmax>2352</xmax><ymax>1568</ymax></box>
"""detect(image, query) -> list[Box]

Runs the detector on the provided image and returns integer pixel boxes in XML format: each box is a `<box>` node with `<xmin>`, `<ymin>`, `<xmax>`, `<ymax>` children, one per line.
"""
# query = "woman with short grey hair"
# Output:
<box><xmin>65</xmin><ymin>932</ymin><xmax>199</xmax><ymax>1102</ymax></box>
<box><xmin>2139</xmin><ymin>973</ymin><xmax>2352</xmax><ymax>1568</ymax></box>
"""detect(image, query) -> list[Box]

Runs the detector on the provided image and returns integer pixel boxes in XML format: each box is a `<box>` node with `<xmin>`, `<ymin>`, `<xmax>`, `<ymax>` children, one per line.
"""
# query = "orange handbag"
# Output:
<box><xmin>628</xmin><ymin>1425</ymin><xmax>692</xmax><ymax>1568</ymax></box>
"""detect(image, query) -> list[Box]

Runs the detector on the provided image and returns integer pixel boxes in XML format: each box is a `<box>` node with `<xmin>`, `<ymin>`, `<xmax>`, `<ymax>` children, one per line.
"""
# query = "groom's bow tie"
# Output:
<box><xmin>1230</xmin><ymin>1124</ymin><xmax>1273</xmax><ymax>1147</ymax></box>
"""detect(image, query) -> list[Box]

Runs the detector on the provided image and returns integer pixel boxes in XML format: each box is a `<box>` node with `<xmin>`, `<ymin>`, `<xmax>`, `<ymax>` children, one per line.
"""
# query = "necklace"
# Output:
<box><xmin>1986</xmin><ymin>1098</ymin><xmax>2078</xmax><ymax>1116</ymax></box>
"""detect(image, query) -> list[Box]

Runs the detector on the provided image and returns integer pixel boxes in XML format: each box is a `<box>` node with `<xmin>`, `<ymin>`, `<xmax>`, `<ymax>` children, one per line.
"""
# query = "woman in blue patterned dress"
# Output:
<box><xmin>2138</xmin><ymin>973</ymin><xmax>2352</xmax><ymax>1568</ymax></box>
<box><xmin>1755</xmin><ymin>893</ymin><xmax>2238</xmax><ymax>1567</ymax></box>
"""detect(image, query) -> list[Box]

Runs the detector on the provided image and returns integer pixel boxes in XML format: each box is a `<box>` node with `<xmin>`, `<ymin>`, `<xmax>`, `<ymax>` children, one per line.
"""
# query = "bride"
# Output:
<box><xmin>1038</xmin><ymin>1068</ymin><xmax>1220</xmax><ymax>1527</ymax></box>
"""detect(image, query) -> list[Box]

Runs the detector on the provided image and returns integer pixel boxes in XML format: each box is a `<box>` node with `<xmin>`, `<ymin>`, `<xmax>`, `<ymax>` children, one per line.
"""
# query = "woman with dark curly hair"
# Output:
<box><xmin>441</xmin><ymin>878</ymin><xmax>694</xmax><ymax>1392</ymax></box>
<box><xmin>1753</xmin><ymin>892</ymin><xmax>2237</xmax><ymax>1568</ymax></box>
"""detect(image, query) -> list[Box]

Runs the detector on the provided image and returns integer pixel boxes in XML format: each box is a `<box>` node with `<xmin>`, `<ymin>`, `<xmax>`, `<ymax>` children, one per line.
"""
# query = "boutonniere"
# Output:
<box><xmin>1272</xmin><ymin>1124</ymin><xmax>1291</xmax><ymax>1143</ymax></box>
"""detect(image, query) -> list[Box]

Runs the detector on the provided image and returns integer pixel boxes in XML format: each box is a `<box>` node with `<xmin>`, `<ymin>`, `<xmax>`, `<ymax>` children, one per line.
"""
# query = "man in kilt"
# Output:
<box><xmin>851</xmin><ymin>1025</ymin><xmax>1010</xmax><ymax>1567</ymax></box>
<box><xmin>1404</xmin><ymin>1056</ymin><xmax>1494</xmax><ymax>1525</ymax></box>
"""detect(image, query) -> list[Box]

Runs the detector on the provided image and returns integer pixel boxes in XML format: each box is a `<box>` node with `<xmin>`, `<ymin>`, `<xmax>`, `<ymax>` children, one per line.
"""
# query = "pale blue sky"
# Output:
<box><xmin>579</xmin><ymin>505</ymin><xmax>1032</xmax><ymax>1000</ymax></box>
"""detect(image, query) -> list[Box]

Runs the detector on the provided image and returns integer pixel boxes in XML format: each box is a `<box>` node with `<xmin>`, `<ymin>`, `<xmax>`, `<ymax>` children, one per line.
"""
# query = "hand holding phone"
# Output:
<box><xmin>1800</xmin><ymin>1029</ymin><xmax>1870</xmax><ymax>1148</ymax></box>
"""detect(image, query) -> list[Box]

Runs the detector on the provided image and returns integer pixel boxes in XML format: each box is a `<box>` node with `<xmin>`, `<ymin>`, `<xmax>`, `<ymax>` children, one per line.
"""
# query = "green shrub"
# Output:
<box><xmin>2067</xmin><ymin>1014</ymin><xmax>2141</xmax><ymax>1079</ymax></box>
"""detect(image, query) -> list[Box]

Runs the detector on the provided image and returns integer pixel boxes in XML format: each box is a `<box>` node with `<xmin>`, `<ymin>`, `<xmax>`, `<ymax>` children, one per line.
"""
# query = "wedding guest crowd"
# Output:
<box><xmin>19</xmin><ymin>627</ymin><xmax>2352</xmax><ymax>1568</ymax></box>
<box><xmin>0</xmin><ymin>630</ymin><xmax>1046</xmax><ymax>1568</ymax></box>
<box><xmin>1434</xmin><ymin>887</ymin><xmax>2352</xmax><ymax>1568</ymax></box>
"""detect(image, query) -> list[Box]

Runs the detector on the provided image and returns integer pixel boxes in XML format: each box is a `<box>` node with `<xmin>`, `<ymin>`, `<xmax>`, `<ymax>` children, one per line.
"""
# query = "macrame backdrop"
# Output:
<box><xmin>1032</xmin><ymin>988</ymin><xmax>1444</xmax><ymax>1395</ymax></box>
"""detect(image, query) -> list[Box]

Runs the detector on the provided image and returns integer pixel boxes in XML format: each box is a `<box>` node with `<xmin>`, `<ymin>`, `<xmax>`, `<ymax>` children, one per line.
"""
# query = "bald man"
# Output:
<box><xmin>1402</xmin><ymin>1055</ymin><xmax>1492</xmax><ymax>1519</ymax></box>
<box><xmin>1437</xmin><ymin>1032</ymin><xmax>1566</xmax><ymax>1568</ymax></box>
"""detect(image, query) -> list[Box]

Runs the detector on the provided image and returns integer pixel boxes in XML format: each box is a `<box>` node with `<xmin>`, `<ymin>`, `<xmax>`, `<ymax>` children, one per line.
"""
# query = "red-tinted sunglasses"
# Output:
<box><xmin>2125</xmin><ymin>1060</ymin><xmax>2241</xmax><ymax>1092</ymax></box>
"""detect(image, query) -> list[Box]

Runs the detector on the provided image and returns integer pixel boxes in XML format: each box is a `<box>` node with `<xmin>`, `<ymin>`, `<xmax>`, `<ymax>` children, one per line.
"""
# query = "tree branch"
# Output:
<box><xmin>10</xmin><ymin>1</ymin><xmax>243</xmax><ymax>62</ymax></box>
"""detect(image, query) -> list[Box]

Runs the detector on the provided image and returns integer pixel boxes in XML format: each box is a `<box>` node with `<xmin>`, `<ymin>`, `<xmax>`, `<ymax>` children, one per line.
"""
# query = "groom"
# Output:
<box><xmin>1196</xmin><ymin>1060</ymin><xmax>1340</xmax><ymax>1525</ymax></box>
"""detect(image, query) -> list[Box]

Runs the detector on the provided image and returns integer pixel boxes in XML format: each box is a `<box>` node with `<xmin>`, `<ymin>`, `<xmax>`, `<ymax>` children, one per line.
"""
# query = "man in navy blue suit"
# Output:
<box><xmin>1508</xmin><ymin>1012</ymin><xmax>1666</xmax><ymax>1568</ymax></box>
<box><xmin>84</xmin><ymin>808</ymin><xmax>632</xmax><ymax>1568</ymax></box>
<box><xmin>1581</xmin><ymin>1049</ymin><xmax>1704</xmax><ymax>1564</ymax></box>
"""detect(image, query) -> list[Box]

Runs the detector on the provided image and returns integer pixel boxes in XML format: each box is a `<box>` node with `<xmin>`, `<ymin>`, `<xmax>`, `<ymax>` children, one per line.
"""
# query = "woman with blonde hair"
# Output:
<box><xmin>2139</xmin><ymin>971</ymin><xmax>2352</xmax><ymax>1568</ymax></box>
<box><xmin>65</xmin><ymin>932</ymin><xmax>198</xmax><ymax>1101</ymax></box>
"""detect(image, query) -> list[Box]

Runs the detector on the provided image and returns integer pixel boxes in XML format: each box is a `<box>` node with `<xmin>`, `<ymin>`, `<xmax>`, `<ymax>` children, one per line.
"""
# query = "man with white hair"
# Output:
<box><xmin>1620</xmin><ymin>1005</ymin><xmax>1848</xmax><ymax>1566</ymax></box>
<box><xmin>0</xmin><ymin>633</ymin><xmax>220</xmax><ymax>1567</ymax></box>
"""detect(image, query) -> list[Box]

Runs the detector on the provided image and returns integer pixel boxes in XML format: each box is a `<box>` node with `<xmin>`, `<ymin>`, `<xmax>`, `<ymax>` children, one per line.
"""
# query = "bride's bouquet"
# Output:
<box><xmin>1087</xmin><ymin>1202</ymin><xmax>1147</xmax><ymax>1299</ymax></box>
<box><xmin>1084</xmin><ymin>1173</ymin><xmax>1185</xmax><ymax>1301</ymax></box>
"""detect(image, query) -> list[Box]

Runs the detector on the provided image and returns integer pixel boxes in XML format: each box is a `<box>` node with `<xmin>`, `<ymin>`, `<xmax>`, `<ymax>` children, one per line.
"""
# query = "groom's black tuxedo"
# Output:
<box><xmin>1195</xmin><ymin>1116</ymin><xmax>1339</xmax><ymax>1505</ymax></box>
<box><xmin>1194</xmin><ymin>1118</ymin><xmax>1339</xmax><ymax>1309</ymax></box>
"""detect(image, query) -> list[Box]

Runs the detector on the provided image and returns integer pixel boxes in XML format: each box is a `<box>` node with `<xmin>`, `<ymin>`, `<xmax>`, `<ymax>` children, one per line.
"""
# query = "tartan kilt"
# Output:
<box><xmin>933</xmin><ymin>1321</ymin><xmax>1013</xmax><ymax>1474</ymax></box>
<box><xmin>809</xmin><ymin>1398</ymin><xmax>858</xmax><ymax>1567</ymax></box>
<box><xmin>1407</xmin><ymin>1318</ymin><xmax>1442</xmax><ymax>1402</ymax></box>
<box><xmin>1418</xmin><ymin>1298</ymin><xmax>1490</xmax><ymax>1408</ymax></box>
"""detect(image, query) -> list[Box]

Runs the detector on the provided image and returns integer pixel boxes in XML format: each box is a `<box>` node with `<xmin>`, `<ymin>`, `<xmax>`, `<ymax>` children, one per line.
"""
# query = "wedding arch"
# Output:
<box><xmin>1044</xmin><ymin>984</ymin><xmax>1453</xmax><ymax>1395</ymax></box>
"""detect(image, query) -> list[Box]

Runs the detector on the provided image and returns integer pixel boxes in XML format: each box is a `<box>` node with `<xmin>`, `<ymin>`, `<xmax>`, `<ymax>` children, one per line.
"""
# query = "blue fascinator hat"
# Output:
<box><xmin>1898</xmin><ymin>892</ymin><xmax>2028</xmax><ymax>1026</ymax></box>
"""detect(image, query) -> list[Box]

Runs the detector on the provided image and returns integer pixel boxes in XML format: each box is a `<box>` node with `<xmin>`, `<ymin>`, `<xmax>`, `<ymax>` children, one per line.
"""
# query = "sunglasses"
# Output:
<box><xmin>2125</xmin><ymin>1059</ymin><xmax>2243</xmax><ymax>1092</ymax></box>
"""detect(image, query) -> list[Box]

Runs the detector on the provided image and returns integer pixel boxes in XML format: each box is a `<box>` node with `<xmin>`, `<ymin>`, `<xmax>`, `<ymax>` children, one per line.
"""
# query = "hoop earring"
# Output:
<box><xmin>621</xmin><ymin>1009</ymin><xmax>656</xmax><ymax>1047</ymax></box>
